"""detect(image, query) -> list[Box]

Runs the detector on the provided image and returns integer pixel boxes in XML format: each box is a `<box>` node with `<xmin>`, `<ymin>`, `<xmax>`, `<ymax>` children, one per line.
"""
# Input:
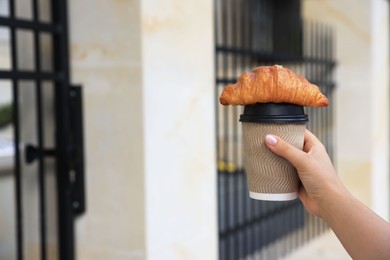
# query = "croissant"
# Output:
<box><xmin>219</xmin><ymin>65</ymin><xmax>329</xmax><ymax>107</ymax></box>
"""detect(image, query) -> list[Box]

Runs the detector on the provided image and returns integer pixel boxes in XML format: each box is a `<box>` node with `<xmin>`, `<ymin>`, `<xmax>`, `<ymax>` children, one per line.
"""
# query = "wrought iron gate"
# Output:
<box><xmin>0</xmin><ymin>0</ymin><xmax>85</xmax><ymax>259</ymax></box>
<box><xmin>215</xmin><ymin>0</ymin><xmax>335</xmax><ymax>259</ymax></box>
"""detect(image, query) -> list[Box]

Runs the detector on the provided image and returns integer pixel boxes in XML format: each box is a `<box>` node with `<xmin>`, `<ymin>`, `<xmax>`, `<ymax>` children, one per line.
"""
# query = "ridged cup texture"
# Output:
<box><xmin>242</xmin><ymin>122</ymin><xmax>306</xmax><ymax>194</ymax></box>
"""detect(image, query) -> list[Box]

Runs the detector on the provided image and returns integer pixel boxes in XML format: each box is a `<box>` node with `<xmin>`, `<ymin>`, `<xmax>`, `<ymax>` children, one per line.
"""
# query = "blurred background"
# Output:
<box><xmin>0</xmin><ymin>0</ymin><xmax>388</xmax><ymax>259</ymax></box>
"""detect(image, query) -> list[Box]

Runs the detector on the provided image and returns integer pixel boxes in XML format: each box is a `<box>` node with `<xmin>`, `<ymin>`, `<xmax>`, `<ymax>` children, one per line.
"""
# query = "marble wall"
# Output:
<box><xmin>70</xmin><ymin>0</ymin><xmax>217</xmax><ymax>259</ymax></box>
<box><xmin>140</xmin><ymin>0</ymin><xmax>217</xmax><ymax>258</ymax></box>
<box><xmin>69</xmin><ymin>0</ymin><xmax>146</xmax><ymax>258</ymax></box>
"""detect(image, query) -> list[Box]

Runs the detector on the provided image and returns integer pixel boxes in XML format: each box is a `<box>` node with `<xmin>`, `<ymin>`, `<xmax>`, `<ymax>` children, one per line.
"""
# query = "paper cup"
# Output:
<box><xmin>240</xmin><ymin>103</ymin><xmax>308</xmax><ymax>201</ymax></box>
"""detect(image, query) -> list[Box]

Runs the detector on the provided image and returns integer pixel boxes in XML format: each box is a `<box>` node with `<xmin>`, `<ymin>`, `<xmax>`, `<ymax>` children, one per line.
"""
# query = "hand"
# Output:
<box><xmin>265</xmin><ymin>129</ymin><xmax>346</xmax><ymax>218</ymax></box>
<box><xmin>266</xmin><ymin>129</ymin><xmax>390</xmax><ymax>259</ymax></box>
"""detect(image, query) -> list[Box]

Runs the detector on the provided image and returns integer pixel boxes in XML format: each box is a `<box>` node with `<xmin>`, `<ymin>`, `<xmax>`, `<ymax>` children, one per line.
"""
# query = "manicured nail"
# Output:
<box><xmin>265</xmin><ymin>135</ymin><xmax>278</xmax><ymax>146</ymax></box>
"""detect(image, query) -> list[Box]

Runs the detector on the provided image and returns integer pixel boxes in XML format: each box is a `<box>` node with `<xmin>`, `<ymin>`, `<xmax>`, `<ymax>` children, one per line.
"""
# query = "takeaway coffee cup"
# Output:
<box><xmin>240</xmin><ymin>103</ymin><xmax>308</xmax><ymax>201</ymax></box>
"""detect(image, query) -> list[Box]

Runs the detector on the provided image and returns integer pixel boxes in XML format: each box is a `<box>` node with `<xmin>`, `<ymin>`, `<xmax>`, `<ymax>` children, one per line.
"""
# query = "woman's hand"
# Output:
<box><xmin>265</xmin><ymin>129</ymin><xmax>390</xmax><ymax>259</ymax></box>
<box><xmin>264</xmin><ymin>129</ymin><xmax>346</xmax><ymax>218</ymax></box>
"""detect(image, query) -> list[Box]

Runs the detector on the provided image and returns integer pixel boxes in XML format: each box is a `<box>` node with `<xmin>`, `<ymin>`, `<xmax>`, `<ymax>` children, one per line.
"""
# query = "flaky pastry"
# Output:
<box><xmin>219</xmin><ymin>65</ymin><xmax>329</xmax><ymax>107</ymax></box>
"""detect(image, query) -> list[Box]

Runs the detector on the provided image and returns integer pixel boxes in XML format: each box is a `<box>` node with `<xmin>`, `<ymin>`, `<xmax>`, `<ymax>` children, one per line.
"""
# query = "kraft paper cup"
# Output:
<box><xmin>240</xmin><ymin>103</ymin><xmax>308</xmax><ymax>201</ymax></box>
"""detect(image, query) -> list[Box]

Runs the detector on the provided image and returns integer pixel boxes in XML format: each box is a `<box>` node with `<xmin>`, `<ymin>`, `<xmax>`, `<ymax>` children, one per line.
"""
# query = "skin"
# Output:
<box><xmin>265</xmin><ymin>130</ymin><xmax>390</xmax><ymax>260</ymax></box>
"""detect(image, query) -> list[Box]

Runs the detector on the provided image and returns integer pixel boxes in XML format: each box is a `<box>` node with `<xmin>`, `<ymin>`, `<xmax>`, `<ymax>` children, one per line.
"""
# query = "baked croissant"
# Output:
<box><xmin>219</xmin><ymin>65</ymin><xmax>329</xmax><ymax>107</ymax></box>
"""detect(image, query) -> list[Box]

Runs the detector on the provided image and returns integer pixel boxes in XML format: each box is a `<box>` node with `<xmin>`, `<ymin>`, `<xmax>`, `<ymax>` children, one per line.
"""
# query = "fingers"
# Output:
<box><xmin>303</xmin><ymin>129</ymin><xmax>321</xmax><ymax>152</ymax></box>
<box><xmin>265</xmin><ymin>134</ymin><xmax>307</xmax><ymax>170</ymax></box>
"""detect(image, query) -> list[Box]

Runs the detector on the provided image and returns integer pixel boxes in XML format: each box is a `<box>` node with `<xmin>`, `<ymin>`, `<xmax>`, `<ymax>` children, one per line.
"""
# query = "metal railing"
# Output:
<box><xmin>0</xmin><ymin>0</ymin><xmax>85</xmax><ymax>259</ymax></box>
<box><xmin>215</xmin><ymin>0</ymin><xmax>336</xmax><ymax>259</ymax></box>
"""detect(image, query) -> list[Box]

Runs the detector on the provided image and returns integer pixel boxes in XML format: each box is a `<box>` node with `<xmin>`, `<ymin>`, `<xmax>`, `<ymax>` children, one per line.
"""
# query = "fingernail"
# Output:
<box><xmin>265</xmin><ymin>135</ymin><xmax>278</xmax><ymax>146</ymax></box>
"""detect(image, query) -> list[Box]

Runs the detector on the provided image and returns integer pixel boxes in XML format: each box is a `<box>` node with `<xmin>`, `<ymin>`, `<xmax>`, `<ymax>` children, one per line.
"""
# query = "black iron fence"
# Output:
<box><xmin>215</xmin><ymin>0</ymin><xmax>336</xmax><ymax>259</ymax></box>
<box><xmin>0</xmin><ymin>0</ymin><xmax>85</xmax><ymax>259</ymax></box>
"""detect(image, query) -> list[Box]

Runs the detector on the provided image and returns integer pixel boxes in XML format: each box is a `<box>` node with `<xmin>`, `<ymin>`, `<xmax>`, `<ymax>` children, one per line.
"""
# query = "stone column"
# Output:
<box><xmin>70</xmin><ymin>0</ymin><xmax>217</xmax><ymax>259</ymax></box>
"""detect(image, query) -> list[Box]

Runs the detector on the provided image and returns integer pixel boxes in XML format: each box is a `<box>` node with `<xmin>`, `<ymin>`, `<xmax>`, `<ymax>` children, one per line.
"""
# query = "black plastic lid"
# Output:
<box><xmin>239</xmin><ymin>103</ymin><xmax>308</xmax><ymax>123</ymax></box>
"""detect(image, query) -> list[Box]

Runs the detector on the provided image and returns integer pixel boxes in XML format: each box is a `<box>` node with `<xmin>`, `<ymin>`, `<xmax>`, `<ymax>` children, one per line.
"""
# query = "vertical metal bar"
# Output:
<box><xmin>51</xmin><ymin>0</ymin><xmax>74</xmax><ymax>259</ymax></box>
<box><xmin>293</xmin><ymin>204</ymin><xmax>298</xmax><ymax>249</ymax></box>
<box><xmin>249</xmin><ymin>0</ymin><xmax>257</xmax><ymax>249</ymax></box>
<box><xmin>32</xmin><ymin>1</ymin><xmax>47</xmax><ymax>259</ymax></box>
<box><xmin>301</xmin><ymin>22</ymin><xmax>313</xmax><ymax>241</ymax></box>
<box><xmin>231</xmin><ymin>0</ymin><xmax>240</xmax><ymax>258</ymax></box>
<box><xmin>239</xmin><ymin>0</ymin><xmax>248</xmax><ymax>257</ymax></box>
<box><xmin>12</xmin><ymin>71</ymin><xmax>23</xmax><ymax>260</ymax></box>
<box><xmin>322</xmin><ymin>25</ymin><xmax>329</xmax><ymax>234</ymax></box>
<box><xmin>310</xmin><ymin>21</ymin><xmax>315</xmax><ymax>241</ymax></box>
<box><xmin>221</xmin><ymin>0</ymin><xmax>230</xmax><ymax>258</ymax></box>
<box><xmin>247</xmin><ymin>0</ymin><xmax>257</xmax><ymax>256</ymax></box>
<box><xmin>253</xmin><ymin>214</ymin><xmax>257</xmax><ymax>258</ymax></box>
<box><xmin>214</xmin><ymin>0</ymin><xmax>223</xmax><ymax>256</ymax></box>
<box><xmin>282</xmin><ymin>205</ymin><xmax>288</xmax><ymax>257</ymax></box>
<box><xmin>322</xmin><ymin>25</ymin><xmax>328</xmax><ymax>177</ymax></box>
<box><xmin>330</xmin><ymin>26</ymin><xmax>335</xmax><ymax>160</ymax></box>
<box><xmin>315</xmin><ymin>22</ymin><xmax>323</xmax><ymax>238</ymax></box>
<box><xmin>325</xmin><ymin>26</ymin><xmax>334</xmax><ymax>234</ymax></box>
<box><xmin>311</xmin><ymin>21</ymin><xmax>318</xmax><ymax>240</ymax></box>
<box><xmin>313</xmin><ymin>21</ymin><xmax>319</xmax><ymax>238</ymax></box>
<box><xmin>9</xmin><ymin>0</ymin><xmax>23</xmax><ymax>259</ymax></box>
<box><xmin>298</xmin><ymin>204</ymin><xmax>303</xmax><ymax>248</ymax></box>
<box><xmin>217</xmin><ymin>174</ymin><xmax>222</xmax><ymax>258</ymax></box>
<box><xmin>289</xmin><ymin>205</ymin><xmax>295</xmax><ymax>252</ymax></box>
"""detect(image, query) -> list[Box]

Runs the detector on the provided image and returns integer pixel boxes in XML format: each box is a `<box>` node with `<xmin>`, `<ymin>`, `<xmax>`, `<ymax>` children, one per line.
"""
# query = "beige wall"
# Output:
<box><xmin>70</xmin><ymin>0</ymin><xmax>217</xmax><ymax>259</ymax></box>
<box><xmin>70</xmin><ymin>0</ymin><xmax>146</xmax><ymax>258</ymax></box>
<box><xmin>303</xmin><ymin>0</ymin><xmax>389</xmax><ymax>219</ymax></box>
<box><xmin>140</xmin><ymin>0</ymin><xmax>217</xmax><ymax>258</ymax></box>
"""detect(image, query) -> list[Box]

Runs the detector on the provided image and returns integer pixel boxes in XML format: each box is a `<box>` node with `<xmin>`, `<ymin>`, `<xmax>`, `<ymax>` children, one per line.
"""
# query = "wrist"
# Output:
<box><xmin>318</xmin><ymin>181</ymin><xmax>352</xmax><ymax>221</ymax></box>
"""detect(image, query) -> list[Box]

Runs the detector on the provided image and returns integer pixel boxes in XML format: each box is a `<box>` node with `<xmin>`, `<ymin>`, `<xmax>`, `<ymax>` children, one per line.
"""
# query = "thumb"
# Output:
<box><xmin>264</xmin><ymin>134</ymin><xmax>307</xmax><ymax>170</ymax></box>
